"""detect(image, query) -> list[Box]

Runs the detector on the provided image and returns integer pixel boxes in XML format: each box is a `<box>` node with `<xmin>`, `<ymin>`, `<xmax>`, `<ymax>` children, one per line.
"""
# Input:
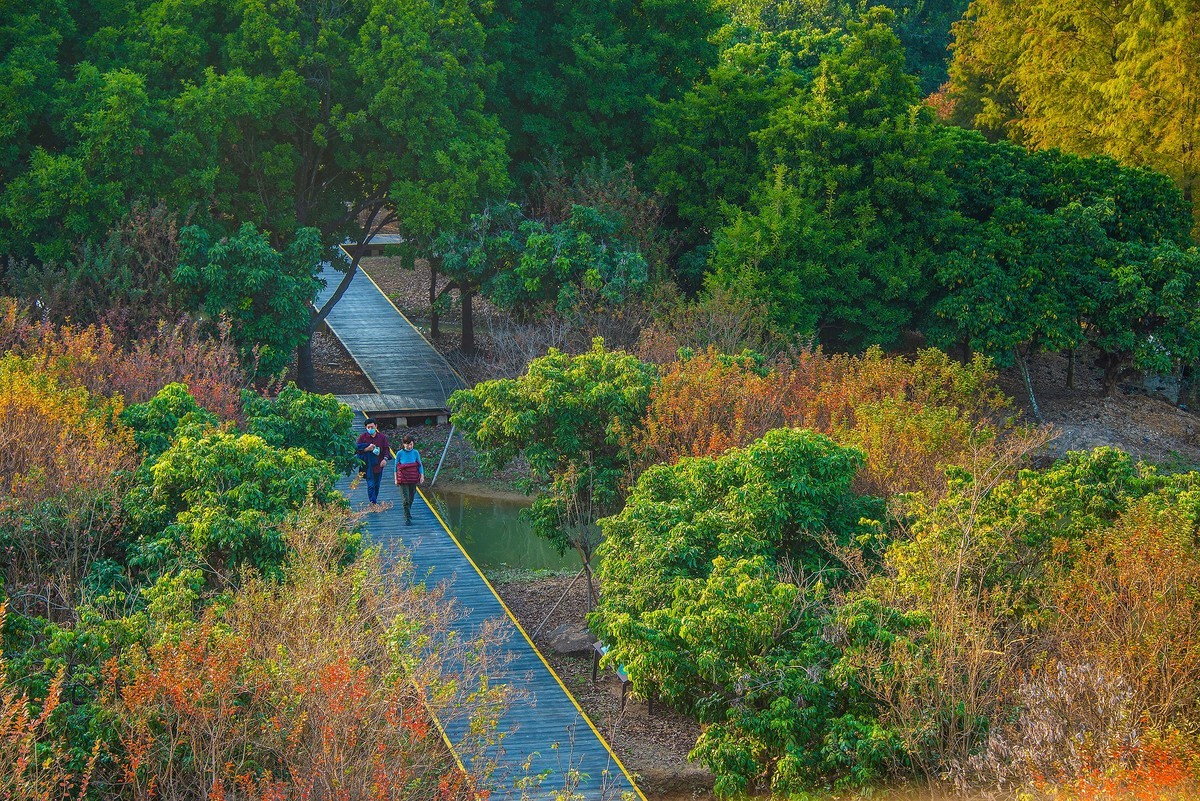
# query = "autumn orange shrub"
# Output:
<box><xmin>782</xmin><ymin>347</ymin><xmax>1013</xmax><ymax>499</ymax></box>
<box><xmin>1055</xmin><ymin>499</ymin><xmax>1200</xmax><ymax>726</ymax></box>
<box><xmin>636</xmin><ymin>347</ymin><xmax>789</xmax><ymax>465</ymax></box>
<box><xmin>0</xmin><ymin>356</ymin><xmax>139</xmax><ymax>609</ymax></box>
<box><xmin>1035</xmin><ymin>733</ymin><xmax>1200</xmax><ymax>801</ymax></box>
<box><xmin>0</xmin><ymin>298</ymin><xmax>246</xmax><ymax>421</ymax></box>
<box><xmin>0</xmin><ymin>355</ymin><xmax>137</xmax><ymax>506</ymax></box>
<box><xmin>637</xmin><ymin>344</ymin><xmax>1015</xmax><ymax>500</ymax></box>
<box><xmin>114</xmin><ymin>506</ymin><xmax>507</xmax><ymax>800</ymax></box>
<box><xmin>782</xmin><ymin>346</ymin><xmax>1008</xmax><ymax>433</ymax></box>
<box><xmin>964</xmin><ymin>497</ymin><xmax>1200</xmax><ymax>794</ymax></box>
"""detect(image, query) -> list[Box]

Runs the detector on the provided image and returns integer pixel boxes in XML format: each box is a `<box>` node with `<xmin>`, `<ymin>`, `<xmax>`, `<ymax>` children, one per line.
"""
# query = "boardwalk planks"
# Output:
<box><xmin>316</xmin><ymin>262</ymin><xmax>466</xmax><ymax>414</ymax></box>
<box><xmin>319</xmin><ymin>271</ymin><xmax>646</xmax><ymax>798</ymax></box>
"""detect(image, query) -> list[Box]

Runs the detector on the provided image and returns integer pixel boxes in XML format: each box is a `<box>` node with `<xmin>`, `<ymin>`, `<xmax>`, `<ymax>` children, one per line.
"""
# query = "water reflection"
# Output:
<box><xmin>427</xmin><ymin>487</ymin><xmax>581</xmax><ymax>572</ymax></box>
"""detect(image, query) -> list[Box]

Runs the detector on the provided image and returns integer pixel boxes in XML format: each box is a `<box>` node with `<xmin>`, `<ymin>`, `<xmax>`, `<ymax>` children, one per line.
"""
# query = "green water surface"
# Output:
<box><xmin>426</xmin><ymin>487</ymin><xmax>581</xmax><ymax>573</ymax></box>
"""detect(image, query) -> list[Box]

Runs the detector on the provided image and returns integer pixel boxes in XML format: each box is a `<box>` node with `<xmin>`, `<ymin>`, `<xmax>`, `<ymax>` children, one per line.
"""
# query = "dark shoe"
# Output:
<box><xmin>405</xmin><ymin>516</ymin><xmax>412</xmax><ymax>525</ymax></box>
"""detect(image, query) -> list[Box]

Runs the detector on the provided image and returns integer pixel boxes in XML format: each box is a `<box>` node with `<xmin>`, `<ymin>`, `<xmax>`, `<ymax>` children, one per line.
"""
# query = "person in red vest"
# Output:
<box><xmin>393</xmin><ymin>434</ymin><xmax>424</xmax><ymax>524</ymax></box>
<box><xmin>355</xmin><ymin>419</ymin><xmax>390</xmax><ymax>510</ymax></box>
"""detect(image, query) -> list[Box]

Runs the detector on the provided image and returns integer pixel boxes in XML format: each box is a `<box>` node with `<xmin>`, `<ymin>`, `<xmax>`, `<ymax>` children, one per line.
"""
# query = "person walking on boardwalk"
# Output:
<box><xmin>394</xmin><ymin>434</ymin><xmax>424</xmax><ymax>524</ymax></box>
<box><xmin>356</xmin><ymin>419</ymin><xmax>391</xmax><ymax>510</ymax></box>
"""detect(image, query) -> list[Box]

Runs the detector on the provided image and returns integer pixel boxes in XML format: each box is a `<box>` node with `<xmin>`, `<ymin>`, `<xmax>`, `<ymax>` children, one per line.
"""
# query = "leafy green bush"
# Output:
<box><xmin>120</xmin><ymin>382</ymin><xmax>221</xmax><ymax>458</ymax></box>
<box><xmin>450</xmin><ymin>339</ymin><xmax>657</xmax><ymax>566</ymax></box>
<box><xmin>126</xmin><ymin>431</ymin><xmax>351</xmax><ymax>582</ymax></box>
<box><xmin>241</xmin><ymin>382</ymin><xmax>355</xmax><ymax>474</ymax></box>
<box><xmin>591</xmin><ymin>427</ymin><xmax>886</xmax><ymax>794</ymax></box>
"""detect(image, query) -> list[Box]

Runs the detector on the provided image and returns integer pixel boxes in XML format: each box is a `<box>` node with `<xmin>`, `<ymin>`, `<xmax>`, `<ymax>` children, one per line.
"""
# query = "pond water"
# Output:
<box><xmin>426</xmin><ymin>487</ymin><xmax>581</xmax><ymax>573</ymax></box>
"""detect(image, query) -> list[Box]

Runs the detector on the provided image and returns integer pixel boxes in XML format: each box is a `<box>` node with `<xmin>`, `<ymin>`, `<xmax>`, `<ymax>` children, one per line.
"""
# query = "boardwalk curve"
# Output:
<box><xmin>316</xmin><ymin>262</ymin><xmax>466</xmax><ymax>418</ymax></box>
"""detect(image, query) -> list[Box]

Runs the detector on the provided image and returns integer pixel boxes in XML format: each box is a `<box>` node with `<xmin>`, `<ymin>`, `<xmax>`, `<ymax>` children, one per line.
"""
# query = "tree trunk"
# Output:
<box><xmin>1066</xmin><ymin>348</ymin><xmax>1075</xmax><ymax>390</ymax></box>
<box><xmin>1014</xmin><ymin>346</ymin><xmax>1044</xmax><ymax>423</ymax></box>
<box><xmin>1101</xmin><ymin>356</ymin><xmax>1123</xmax><ymax>397</ymax></box>
<box><xmin>461</xmin><ymin>285</ymin><xmax>475</xmax><ymax>355</ymax></box>
<box><xmin>429</xmin><ymin>258</ymin><xmax>440</xmax><ymax>339</ymax></box>
<box><xmin>297</xmin><ymin>327</ymin><xmax>317</xmax><ymax>390</ymax></box>
<box><xmin>1181</xmin><ymin>362</ymin><xmax>1199</xmax><ymax>409</ymax></box>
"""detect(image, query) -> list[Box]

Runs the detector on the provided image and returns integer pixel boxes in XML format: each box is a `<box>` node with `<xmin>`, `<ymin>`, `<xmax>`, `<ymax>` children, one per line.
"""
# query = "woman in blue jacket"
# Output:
<box><xmin>394</xmin><ymin>434</ymin><xmax>424</xmax><ymax>524</ymax></box>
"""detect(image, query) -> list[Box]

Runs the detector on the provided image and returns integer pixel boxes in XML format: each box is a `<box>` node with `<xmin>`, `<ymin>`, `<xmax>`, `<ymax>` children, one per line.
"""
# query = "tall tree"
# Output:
<box><xmin>929</xmin><ymin>128</ymin><xmax>1200</xmax><ymax>403</ymax></box>
<box><xmin>449</xmin><ymin>340</ymin><xmax>657</xmax><ymax>593</ymax></box>
<box><xmin>165</xmin><ymin>0</ymin><xmax>509</xmax><ymax>381</ymax></box>
<box><xmin>715</xmin><ymin>0</ymin><xmax>971</xmax><ymax>92</ymax></box>
<box><xmin>1</xmin><ymin>0</ymin><xmax>508</xmax><ymax>378</ymax></box>
<box><xmin>480</xmin><ymin>0</ymin><xmax>722</xmax><ymax>186</ymax></box>
<box><xmin>710</xmin><ymin>8</ymin><xmax>955</xmax><ymax>348</ymax></box>
<box><xmin>648</xmin><ymin>29</ymin><xmax>836</xmax><ymax>248</ymax></box>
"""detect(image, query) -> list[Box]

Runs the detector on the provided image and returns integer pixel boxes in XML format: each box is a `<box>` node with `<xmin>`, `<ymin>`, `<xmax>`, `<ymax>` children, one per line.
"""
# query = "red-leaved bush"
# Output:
<box><xmin>114</xmin><ymin>506</ymin><xmax>508</xmax><ymax>801</ymax></box>
<box><xmin>0</xmin><ymin>298</ymin><xmax>246</xmax><ymax>421</ymax></box>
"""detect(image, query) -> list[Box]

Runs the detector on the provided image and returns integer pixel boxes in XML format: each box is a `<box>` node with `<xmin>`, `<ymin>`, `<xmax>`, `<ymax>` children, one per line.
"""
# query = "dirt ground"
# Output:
<box><xmin>998</xmin><ymin>349</ymin><xmax>1200</xmax><ymax>468</ymax></box>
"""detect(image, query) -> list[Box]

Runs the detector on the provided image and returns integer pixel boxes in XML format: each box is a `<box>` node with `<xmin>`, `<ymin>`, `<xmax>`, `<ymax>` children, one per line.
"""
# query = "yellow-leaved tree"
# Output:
<box><xmin>948</xmin><ymin>0</ymin><xmax>1200</xmax><ymax>225</ymax></box>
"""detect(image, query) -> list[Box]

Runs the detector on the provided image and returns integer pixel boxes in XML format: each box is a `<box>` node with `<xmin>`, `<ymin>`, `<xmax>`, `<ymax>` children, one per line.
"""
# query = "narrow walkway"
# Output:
<box><xmin>338</xmin><ymin>426</ymin><xmax>644</xmax><ymax>799</ymax></box>
<box><xmin>316</xmin><ymin>262</ymin><xmax>466</xmax><ymax>415</ymax></box>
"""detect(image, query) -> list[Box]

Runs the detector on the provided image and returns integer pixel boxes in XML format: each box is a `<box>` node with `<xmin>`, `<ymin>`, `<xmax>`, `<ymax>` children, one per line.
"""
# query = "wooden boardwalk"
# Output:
<box><xmin>334</xmin><ymin>427</ymin><xmax>644</xmax><ymax>794</ymax></box>
<box><xmin>319</xmin><ymin>263</ymin><xmax>645</xmax><ymax>797</ymax></box>
<box><xmin>316</xmin><ymin>262</ymin><xmax>466</xmax><ymax>416</ymax></box>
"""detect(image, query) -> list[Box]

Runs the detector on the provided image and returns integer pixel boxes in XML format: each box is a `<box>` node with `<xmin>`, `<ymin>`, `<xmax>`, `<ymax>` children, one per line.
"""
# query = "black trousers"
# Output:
<box><xmin>398</xmin><ymin>482</ymin><xmax>416</xmax><ymax>518</ymax></box>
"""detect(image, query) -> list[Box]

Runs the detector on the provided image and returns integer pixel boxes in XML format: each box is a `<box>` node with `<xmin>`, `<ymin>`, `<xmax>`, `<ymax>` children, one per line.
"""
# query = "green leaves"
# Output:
<box><xmin>241</xmin><ymin>382</ymin><xmax>356</xmax><ymax>475</ymax></box>
<box><xmin>592</xmin><ymin>427</ymin><xmax>885</xmax><ymax>792</ymax></box>
<box><xmin>130</xmin><ymin>430</ymin><xmax>347</xmax><ymax>580</ymax></box>
<box><xmin>175</xmin><ymin>222</ymin><xmax>322</xmax><ymax>379</ymax></box>
<box><xmin>928</xmin><ymin>129</ymin><xmax>1200</xmax><ymax>389</ymax></box>
<box><xmin>707</xmin><ymin>10</ymin><xmax>953</xmax><ymax>349</ymax></box>
<box><xmin>449</xmin><ymin>340</ymin><xmax>656</xmax><ymax>556</ymax></box>
<box><xmin>481</xmin><ymin>0</ymin><xmax>721</xmax><ymax>184</ymax></box>
<box><xmin>121</xmin><ymin>382</ymin><xmax>221</xmax><ymax>459</ymax></box>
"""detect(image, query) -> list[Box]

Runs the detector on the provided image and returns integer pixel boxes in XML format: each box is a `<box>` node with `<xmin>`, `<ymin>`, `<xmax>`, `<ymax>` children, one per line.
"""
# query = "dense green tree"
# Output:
<box><xmin>715</xmin><ymin>0</ymin><xmax>970</xmax><ymax>93</ymax></box>
<box><xmin>929</xmin><ymin>129</ymin><xmax>1200</xmax><ymax>402</ymax></box>
<box><xmin>1</xmin><ymin>0</ymin><xmax>509</xmax><ymax>373</ymax></box>
<box><xmin>480</xmin><ymin>0</ymin><xmax>722</xmax><ymax>185</ymax></box>
<box><xmin>449</xmin><ymin>340</ymin><xmax>656</xmax><ymax>581</ymax></box>
<box><xmin>709</xmin><ymin>9</ymin><xmax>954</xmax><ymax>348</ymax></box>
<box><xmin>126</xmin><ymin>430</ymin><xmax>348</xmax><ymax>580</ymax></box>
<box><xmin>591</xmin><ymin>427</ymin><xmax>887</xmax><ymax>793</ymax></box>
<box><xmin>1081</xmin><ymin>239</ymin><xmax>1200</xmax><ymax>395</ymax></box>
<box><xmin>0</xmin><ymin>0</ymin><xmax>71</xmax><ymax>188</ymax></box>
<box><xmin>121</xmin><ymin>382</ymin><xmax>222</xmax><ymax>459</ymax></box>
<box><xmin>438</xmin><ymin>203</ymin><xmax>650</xmax><ymax>352</ymax></box>
<box><xmin>648</xmin><ymin>29</ymin><xmax>835</xmax><ymax>247</ymax></box>
<box><xmin>241</xmin><ymin>383</ymin><xmax>356</xmax><ymax>474</ymax></box>
<box><xmin>164</xmin><ymin>0</ymin><xmax>509</xmax><ymax>374</ymax></box>
<box><xmin>175</xmin><ymin>223</ymin><xmax>322</xmax><ymax>379</ymax></box>
<box><xmin>490</xmin><ymin>206</ymin><xmax>650</xmax><ymax>314</ymax></box>
<box><xmin>1</xmin><ymin>66</ymin><xmax>163</xmax><ymax>263</ymax></box>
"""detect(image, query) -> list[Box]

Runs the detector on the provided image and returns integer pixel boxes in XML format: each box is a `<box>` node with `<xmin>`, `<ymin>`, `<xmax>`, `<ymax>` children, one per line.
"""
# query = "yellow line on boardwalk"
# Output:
<box><xmin>419</xmin><ymin>487</ymin><xmax>649</xmax><ymax>801</ymax></box>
